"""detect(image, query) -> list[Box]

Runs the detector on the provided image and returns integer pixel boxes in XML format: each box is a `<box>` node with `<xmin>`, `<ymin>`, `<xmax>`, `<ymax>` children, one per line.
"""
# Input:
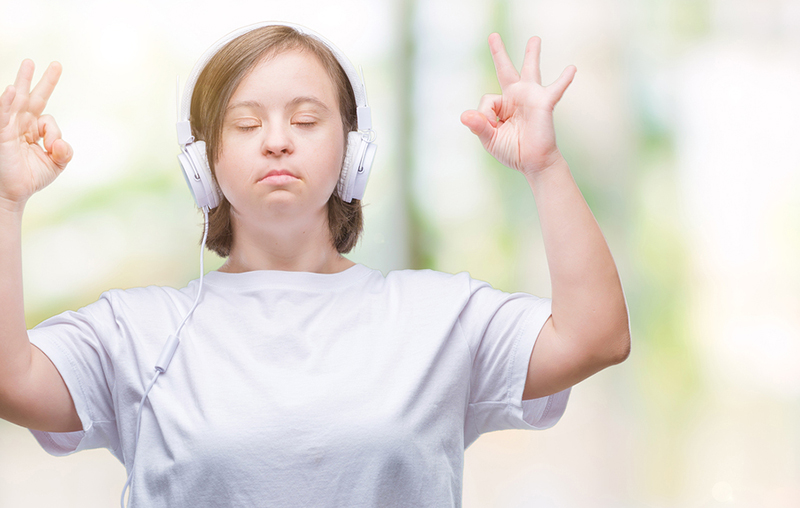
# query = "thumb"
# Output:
<box><xmin>460</xmin><ymin>110</ymin><xmax>494</xmax><ymax>148</ymax></box>
<box><xmin>50</xmin><ymin>138</ymin><xmax>73</xmax><ymax>170</ymax></box>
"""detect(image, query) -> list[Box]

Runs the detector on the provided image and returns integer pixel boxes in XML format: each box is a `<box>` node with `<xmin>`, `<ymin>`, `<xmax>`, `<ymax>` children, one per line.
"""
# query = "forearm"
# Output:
<box><xmin>526</xmin><ymin>157</ymin><xmax>630</xmax><ymax>360</ymax></box>
<box><xmin>0</xmin><ymin>201</ymin><xmax>34</xmax><ymax>388</ymax></box>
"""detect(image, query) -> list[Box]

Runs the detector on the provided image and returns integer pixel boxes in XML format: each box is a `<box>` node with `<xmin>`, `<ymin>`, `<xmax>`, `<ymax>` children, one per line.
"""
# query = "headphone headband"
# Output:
<box><xmin>177</xmin><ymin>21</ymin><xmax>372</xmax><ymax>146</ymax></box>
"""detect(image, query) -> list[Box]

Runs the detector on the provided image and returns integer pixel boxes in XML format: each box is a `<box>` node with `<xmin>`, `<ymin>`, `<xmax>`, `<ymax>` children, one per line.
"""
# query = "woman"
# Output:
<box><xmin>0</xmin><ymin>22</ymin><xmax>630</xmax><ymax>507</ymax></box>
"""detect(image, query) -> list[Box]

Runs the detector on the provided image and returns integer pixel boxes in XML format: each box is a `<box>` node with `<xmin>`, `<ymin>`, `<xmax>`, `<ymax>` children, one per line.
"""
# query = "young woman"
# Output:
<box><xmin>0</xmin><ymin>22</ymin><xmax>630</xmax><ymax>507</ymax></box>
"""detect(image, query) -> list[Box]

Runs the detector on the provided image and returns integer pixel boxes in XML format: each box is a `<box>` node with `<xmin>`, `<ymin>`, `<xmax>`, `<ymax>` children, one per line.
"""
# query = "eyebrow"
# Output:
<box><xmin>226</xmin><ymin>96</ymin><xmax>332</xmax><ymax>113</ymax></box>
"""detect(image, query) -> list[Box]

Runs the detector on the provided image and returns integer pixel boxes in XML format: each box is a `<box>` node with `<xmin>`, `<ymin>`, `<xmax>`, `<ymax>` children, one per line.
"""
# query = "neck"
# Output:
<box><xmin>218</xmin><ymin>210</ymin><xmax>354</xmax><ymax>274</ymax></box>
<box><xmin>220</xmin><ymin>251</ymin><xmax>354</xmax><ymax>274</ymax></box>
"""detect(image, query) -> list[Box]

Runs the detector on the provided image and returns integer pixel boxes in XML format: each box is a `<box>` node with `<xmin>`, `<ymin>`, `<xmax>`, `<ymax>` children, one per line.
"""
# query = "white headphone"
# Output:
<box><xmin>176</xmin><ymin>21</ymin><xmax>377</xmax><ymax>207</ymax></box>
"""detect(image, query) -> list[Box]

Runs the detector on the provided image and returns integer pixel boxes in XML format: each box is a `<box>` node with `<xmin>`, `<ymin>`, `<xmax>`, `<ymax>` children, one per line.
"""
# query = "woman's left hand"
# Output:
<box><xmin>460</xmin><ymin>34</ymin><xmax>576</xmax><ymax>178</ymax></box>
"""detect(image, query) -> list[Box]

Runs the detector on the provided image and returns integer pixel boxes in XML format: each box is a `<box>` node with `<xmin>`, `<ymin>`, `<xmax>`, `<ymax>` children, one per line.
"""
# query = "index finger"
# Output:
<box><xmin>13</xmin><ymin>59</ymin><xmax>35</xmax><ymax>94</ymax></box>
<box><xmin>29</xmin><ymin>61</ymin><xmax>62</xmax><ymax>117</ymax></box>
<box><xmin>488</xmin><ymin>33</ymin><xmax>520</xmax><ymax>90</ymax></box>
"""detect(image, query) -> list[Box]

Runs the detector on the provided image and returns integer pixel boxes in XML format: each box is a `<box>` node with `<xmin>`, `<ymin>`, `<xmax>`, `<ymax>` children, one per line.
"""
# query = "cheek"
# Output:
<box><xmin>214</xmin><ymin>135</ymin><xmax>249</xmax><ymax>178</ymax></box>
<box><xmin>331</xmin><ymin>141</ymin><xmax>346</xmax><ymax>183</ymax></box>
<box><xmin>313</xmin><ymin>131</ymin><xmax>346</xmax><ymax>180</ymax></box>
<box><xmin>211</xmin><ymin>147</ymin><xmax>240</xmax><ymax>197</ymax></box>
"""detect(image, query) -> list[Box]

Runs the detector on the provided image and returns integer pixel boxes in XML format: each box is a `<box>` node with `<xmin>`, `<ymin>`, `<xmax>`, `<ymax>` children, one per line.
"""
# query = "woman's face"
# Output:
<box><xmin>214</xmin><ymin>49</ymin><xmax>345</xmax><ymax>227</ymax></box>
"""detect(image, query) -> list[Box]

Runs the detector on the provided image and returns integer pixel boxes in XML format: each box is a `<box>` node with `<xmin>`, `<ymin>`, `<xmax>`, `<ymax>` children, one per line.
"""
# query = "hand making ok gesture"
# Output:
<box><xmin>460</xmin><ymin>34</ymin><xmax>576</xmax><ymax>178</ymax></box>
<box><xmin>0</xmin><ymin>60</ymin><xmax>73</xmax><ymax>210</ymax></box>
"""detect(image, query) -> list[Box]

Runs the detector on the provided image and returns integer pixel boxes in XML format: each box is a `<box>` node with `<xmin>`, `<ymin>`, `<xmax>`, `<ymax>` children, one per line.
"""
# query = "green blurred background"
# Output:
<box><xmin>1</xmin><ymin>0</ymin><xmax>799</xmax><ymax>506</ymax></box>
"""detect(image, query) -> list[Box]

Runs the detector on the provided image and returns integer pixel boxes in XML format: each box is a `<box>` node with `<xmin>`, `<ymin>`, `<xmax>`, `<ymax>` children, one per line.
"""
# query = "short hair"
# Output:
<box><xmin>189</xmin><ymin>25</ymin><xmax>363</xmax><ymax>257</ymax></box>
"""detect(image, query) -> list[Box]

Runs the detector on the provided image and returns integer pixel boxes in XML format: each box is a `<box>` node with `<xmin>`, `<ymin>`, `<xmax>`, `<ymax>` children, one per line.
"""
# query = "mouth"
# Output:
<box><xmin>260</xmin><ymin>169</ymin><xmax>298</xmax><ymax>179</ymax></box>
<box><xmin>258</xmin><ymin>169</ymin><xmax>299</xmax><ymax>185</ymax></box>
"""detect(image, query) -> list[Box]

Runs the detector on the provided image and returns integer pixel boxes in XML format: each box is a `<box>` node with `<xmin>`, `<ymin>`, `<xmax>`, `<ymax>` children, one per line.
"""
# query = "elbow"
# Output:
<box><xmin>587</xmin><ymin>324</ymin><xmax>630</xmax><ymax>369</ymax></box>
<box><xmin>586</xmin><ymin>331</ymin><xmax>629</xmax><ymax>373</ymax></box>
<box><xmin>604</xmin><ymin>305</ymin><xmax>631</xmax><ymax>365</ymax></box>
<box><xmin>609</xmin><ymin>328</ymin><xmax>631</xmax><ymax>365</ymax></box>
<box><xmin>571</xmin><ymin>326</ymin><xmax>631</xmax><ymax>375</ymax></box>
<box><xmin>602</xmin><ymin>316</ymin><xmax>631</xmax><ymax>366</ymax></box>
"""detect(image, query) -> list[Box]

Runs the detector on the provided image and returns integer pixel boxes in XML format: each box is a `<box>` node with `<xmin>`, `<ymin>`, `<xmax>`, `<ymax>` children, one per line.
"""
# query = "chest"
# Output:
<box><xmin>137</xmin><ymin>306</ymin><xmax>469</xmax><ymax>458</ymax></box>
<box><xmin>124</xmin><ymin>284</ymin><xmax>471</xmax><ymax>504</ymax></box>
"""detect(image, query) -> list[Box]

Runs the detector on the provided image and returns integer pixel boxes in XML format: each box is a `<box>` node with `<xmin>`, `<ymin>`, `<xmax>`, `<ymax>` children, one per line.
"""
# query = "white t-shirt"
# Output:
<box><xmin>28</xmin><ymin>263</ymin><xmax>570</xmax><ymax>507</ymax></box>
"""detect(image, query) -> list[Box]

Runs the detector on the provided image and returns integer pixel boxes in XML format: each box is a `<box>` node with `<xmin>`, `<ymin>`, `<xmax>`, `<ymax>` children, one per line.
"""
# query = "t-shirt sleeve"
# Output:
<box><xmin>26</xmin><ymin>293</ymin><xmax>122</xmax><ymax>459</ymax></box>
<box><xmin>459</xmin><ymin>275</ymin><xmax>570</xmax><ymax>448</ymax></box>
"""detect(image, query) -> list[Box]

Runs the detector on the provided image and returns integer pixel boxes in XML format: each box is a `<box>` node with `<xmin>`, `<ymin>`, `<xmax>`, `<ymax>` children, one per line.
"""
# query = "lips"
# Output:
<box><xmin>259</xmin><ymin>169</ymin><xmax>298</xmax><ymax>182</ymax></box>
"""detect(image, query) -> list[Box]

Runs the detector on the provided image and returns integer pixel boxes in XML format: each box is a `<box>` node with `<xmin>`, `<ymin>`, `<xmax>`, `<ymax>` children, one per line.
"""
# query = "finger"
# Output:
<box><xmin>13</xmin><ymin>59</ymin><xmax>35</xmax><ymax>95</ymax></box>
<box><xmin>476</xmin><ymin>94</ymin><xmax>503</xmax><ymax>127</ymax></box>
<box><xmin>547</xmin><ymin>65</ymin><xmax>577</xmax><ymax>105</ymax></box>
<box><xmin>488</xmin><ymin>33</ymin><xmax>520</xmax><ymax>90</ymax></box>
<box><xmin>520</xmin><ymin>36</ymin><xmax>542</xmax><ymax>84</ymax></box>
<box><xmin>50</xmin><ymin>138</ymin><xmax>73</xmax><ymax>170</ymax></box>
<box><xmin>30</xmin><ymin>62</ymin><xmax>62</xmax><ymax>116</ymax></box>
<box><xmin>38</xmin><ymin>114</ymin><xmax>62</xmax><ymax>153</ymax></box>
<box><xmin>460</xmin><ymin>110</ymin><xmax>495</xmax><ymax>147</ymax></box>
<box><xmin>0</xmin><ymin>85</ymin><xmax>16</xmax><ymax>129</ymax></box>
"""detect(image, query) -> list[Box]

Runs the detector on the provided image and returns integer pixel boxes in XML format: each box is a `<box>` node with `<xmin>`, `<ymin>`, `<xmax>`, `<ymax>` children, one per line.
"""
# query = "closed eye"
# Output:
<box><xmin>237</xmin><ymin>125</ymin><xmax>259</xmax><ymax>131</ymax></box>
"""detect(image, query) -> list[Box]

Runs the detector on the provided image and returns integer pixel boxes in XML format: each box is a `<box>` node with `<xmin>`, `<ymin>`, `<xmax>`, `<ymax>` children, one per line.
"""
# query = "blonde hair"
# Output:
<box><xmin>189</xmin><ymin>25</ymin><xmax>363</xmax><ymax>257</ymax></box>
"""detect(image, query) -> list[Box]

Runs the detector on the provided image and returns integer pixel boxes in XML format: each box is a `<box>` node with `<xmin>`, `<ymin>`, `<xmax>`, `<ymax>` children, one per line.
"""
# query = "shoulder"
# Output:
<box><xmin>384</xmin><ymin>267</ymin><xmax>506</xmax><ymax>298</ymax></box>
<box><xmin>56</xmin><ymin>282</ymin><xmax>200</xmax><ymax>327</ymax></box>
<box><xmin>106</xmin><ymin>282</ymin><xmax>195</xmax><ymax>300</ymax></box>
<box><xmin>98</xmin><ymin>282</ymin><xmax>193</xmax><ymax>306</ymax></box>
<box><xmin>383</xmin><ymin>267</ymin><xmax>471</xmax><ymax>284</ymax></box>
<box><xmin>380</xmin><ymin>267</ymin><xmax>476</xmax><ymax>293</ymax></box>
<box><xmin>374</xmin><ymin>268</ymin><xmax>501</xmax><ymax>312</ymax></box>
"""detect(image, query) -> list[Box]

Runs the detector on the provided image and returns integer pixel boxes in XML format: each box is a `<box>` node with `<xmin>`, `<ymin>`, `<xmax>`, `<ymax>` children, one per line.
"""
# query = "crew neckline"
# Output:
<box><xmin>201</xmin><ymin>262</ymin><xmax>373</xmax><ymax>291</ymax></box>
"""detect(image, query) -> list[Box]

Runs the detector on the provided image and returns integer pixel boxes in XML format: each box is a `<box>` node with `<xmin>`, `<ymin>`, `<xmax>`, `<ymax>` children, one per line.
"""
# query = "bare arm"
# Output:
<box><xmin>521</xmin><ymin>158</ymin><xmax>629</xmax><ymax>399</ymax></box>
<box><xmin>0</xmin><ymin>60</ymin><xmax>81</xmax><ymax>432</ymax></box>
<box><xmin>461</xmin><ymin>34</ymin><xmax>630</xmax><ymax>400</ymax></box>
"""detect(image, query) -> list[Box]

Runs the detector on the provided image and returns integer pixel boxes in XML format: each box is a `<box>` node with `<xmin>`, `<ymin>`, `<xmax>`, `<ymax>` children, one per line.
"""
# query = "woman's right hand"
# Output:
<box><xmin>0</xmin><ymin>60</ymin><xmax>73</xmax><ymax>211</ymax></box>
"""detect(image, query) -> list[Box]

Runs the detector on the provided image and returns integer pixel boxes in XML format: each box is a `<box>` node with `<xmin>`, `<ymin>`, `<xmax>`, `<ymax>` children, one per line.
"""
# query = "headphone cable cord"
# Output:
<box><xmin>120</xmin><ymin>206</ymin><xmax>210</xmax><ymax>508</ymax></box>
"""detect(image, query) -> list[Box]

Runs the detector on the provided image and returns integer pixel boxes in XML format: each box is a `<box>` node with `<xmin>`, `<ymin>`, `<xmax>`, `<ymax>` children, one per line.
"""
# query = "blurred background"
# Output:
<box><xmin>1</xmin><ymin>0</ymin><xmax>799</xmax><ymax>506</ymax></box>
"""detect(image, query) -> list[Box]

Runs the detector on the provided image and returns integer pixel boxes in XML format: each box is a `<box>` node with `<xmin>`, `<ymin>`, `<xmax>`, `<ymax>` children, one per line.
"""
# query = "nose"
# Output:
<box><xmin>260</xmin><ymin>121</ymin><xmax>293</xmax><ymax>156</ymax></box>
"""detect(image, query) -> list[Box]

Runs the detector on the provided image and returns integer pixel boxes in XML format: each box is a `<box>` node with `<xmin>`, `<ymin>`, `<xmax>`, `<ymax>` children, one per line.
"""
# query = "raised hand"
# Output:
<box><xmin>460</xmin><ymin>34</ymin><xmax>575</xmax><ymax>178</ymax></box>
<box><xmin>0</xmin><ymin>60</ymin><xmax>73</xmax><ymax>210</ymax></box>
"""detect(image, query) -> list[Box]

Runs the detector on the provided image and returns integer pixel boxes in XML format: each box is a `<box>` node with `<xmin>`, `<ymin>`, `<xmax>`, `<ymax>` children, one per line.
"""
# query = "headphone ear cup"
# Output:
<box><xmin>337</xmin><ymin>132</ymin><xmax>375</xmax><ymax>203</ymax></box>
<box><xmin>337</xmin><ymin>132</ymin><xmax>360</xmax><ymax>203</ymax></box>
<box><xmin>352</xmin><ymin>140</ymin><xmax>376</xmax><ymax>201</ymax></box>
<box><xmin>177</xmin><ymin>140</ymin><xmax>221</xmax><ymax>209</ymax></box>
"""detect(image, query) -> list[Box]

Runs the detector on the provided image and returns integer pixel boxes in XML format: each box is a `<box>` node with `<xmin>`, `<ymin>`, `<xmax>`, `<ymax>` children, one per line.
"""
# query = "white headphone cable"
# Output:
<box><xmin>120</xmin><ymin>205</ymin><xmax>210</xmax><ymax>508</ymax></box>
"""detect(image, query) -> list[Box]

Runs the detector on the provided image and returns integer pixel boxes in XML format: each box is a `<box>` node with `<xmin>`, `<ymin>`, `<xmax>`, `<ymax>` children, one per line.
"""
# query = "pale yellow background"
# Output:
<box><xmin>1</xmin><ymin>0</ymin><xmax>799</xmax><ymax>506</ymax></box>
